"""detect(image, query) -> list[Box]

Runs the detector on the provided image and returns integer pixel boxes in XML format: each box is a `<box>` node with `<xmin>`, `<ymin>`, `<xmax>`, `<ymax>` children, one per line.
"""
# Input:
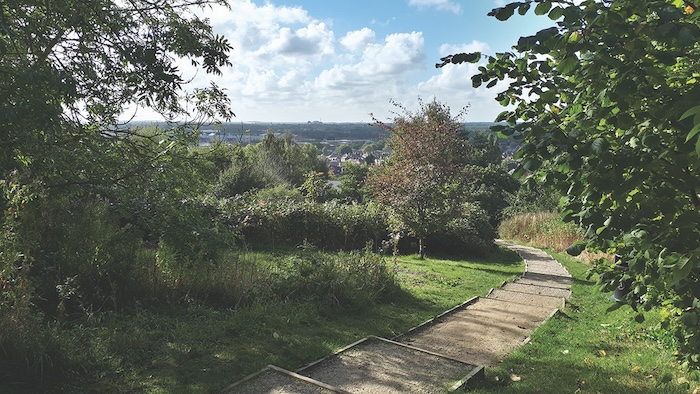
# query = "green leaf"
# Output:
<box><xmin>548</xmin><ymin>6</ymin><xmax>564</xmax><ymax>20</ymax></box>
<box><xmin>682</xmin><ymin>311</ymin><xmax>698</xmax><ymax>327</ymax></box>
<box><xmin>680</xmin><ymin>105</ymin><xmax>700</xmax><ymax>121</ymax></box>
<box><xmin>523</xmin><ymin>158</ymin><xmax>541</xmax><ymax>171</ymax></box>
<box><xmin>535</xmin><ymin>1</ymin><xmax>552</xmax><ymax>16</ymax></box>
<box><xmin>556</xmin><ymin>56</ymin><xmax>578</xmax><ymax>74</ymax></box>
<box><xmin>591</xmin><ymin>137</ymin><xmax>608</xmax><ymax>155</ymax></box>
<box><xmin>686</xmin><ymin>124</ymin><xmax>700</xmax><ymax>143</ymax></box>
<box><xmin>518</xmin><ymin>2</ymin><xmax>531</xmax><ymax>15</ymax></box>
<box><xmin>672</xmin><ymin>256</ymin><xmax>692</xmax><ymax>284</ymax></box>
<box><xmin>452</xmin><ymin>52</ymin><xmax>481</xmax><ymax>64</ymax></box>
<box><xmin>566</xmin><ymin>241</ymin><xmax>586</xmax><ymax>256</ymax></box>
<box><xmin>494</xmin><ymin>5</ymin><xmax>515</xmax><ymax>21</ymax></box>
<box><xmin>567</xmin><ymin>31</ymin><xmax>580</xmax><ymax>43</ymax></box>
<box><xmin>471</xmin><ymin>74</ymin><xmax>483</xmax><ymax>88</ymax></box>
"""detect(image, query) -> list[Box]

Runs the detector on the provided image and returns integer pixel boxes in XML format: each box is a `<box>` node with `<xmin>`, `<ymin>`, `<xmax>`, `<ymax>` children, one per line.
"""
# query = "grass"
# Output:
<box><xmin>465</xmin><ymin>251</ymin><xmax>696</xmax><ymax>394</ymax></box>
<box><xmin>34</xmin><ymin>247</ymin><xmax>523</xmax><ymax>393</ymax></box>
<box><xmin>499</xmin><ymin>212</ymin><xmax>582</xmax><ymax>252</ymax></box>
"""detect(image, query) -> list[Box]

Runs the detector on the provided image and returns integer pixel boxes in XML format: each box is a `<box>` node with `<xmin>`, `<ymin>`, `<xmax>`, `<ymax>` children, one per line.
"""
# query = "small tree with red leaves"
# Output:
<box><xmin>369</xmin><ymin>99</ymin><xmax>470</xmax><ymax>258</ymax></box>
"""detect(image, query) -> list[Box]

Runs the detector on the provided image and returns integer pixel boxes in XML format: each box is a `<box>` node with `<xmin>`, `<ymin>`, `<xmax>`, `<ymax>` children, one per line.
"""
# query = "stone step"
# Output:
<box><xmin>298</xmin><ymin>336</ymin><xmax>483</xmax><ymax>393</ymax></box>
<box><xmin>398</xmin><ymin>297</ymin><xmax>556</xmax><ymax>366</ymax></box>
<box><xmin>525</xmin><ymin>260</ymin><xmax>571</xmax><ymax>277</ymax></box>
<box><xmin>487</xmin><ymin>288</ymin><xmax>565</xmax><ymax>310</ymax></box>
<box><xmin>502</xmin><ymin>281</ymin><xmax>572</xmax><ymax>298</ymax></box>
<box><xmin>517</xmin><ymin>272</ymin><xmax>573</xmax><ymax>289</ymax></box>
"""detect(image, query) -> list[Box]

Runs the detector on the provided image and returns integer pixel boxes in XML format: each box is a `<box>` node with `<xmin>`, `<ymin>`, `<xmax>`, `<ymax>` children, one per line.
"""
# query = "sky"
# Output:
<box><xmin>133</xmin><ymin>0</ymin><xmax>556</xmax><ymax>123</ymax></box>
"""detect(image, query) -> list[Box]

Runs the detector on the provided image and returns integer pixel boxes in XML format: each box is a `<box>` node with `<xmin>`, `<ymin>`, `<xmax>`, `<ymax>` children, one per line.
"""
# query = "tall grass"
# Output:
<box><xmin>498</xmin><ymin>211</ymin><xmax>582</xmax><ymax>252</ymax></box>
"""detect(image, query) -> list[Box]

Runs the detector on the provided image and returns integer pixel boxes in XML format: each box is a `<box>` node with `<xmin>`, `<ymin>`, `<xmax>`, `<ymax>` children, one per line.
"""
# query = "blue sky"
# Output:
<box><xmin>134</xmin><ymin>0</ymin><xmax>556</xmax><ymax>123</ymax></box>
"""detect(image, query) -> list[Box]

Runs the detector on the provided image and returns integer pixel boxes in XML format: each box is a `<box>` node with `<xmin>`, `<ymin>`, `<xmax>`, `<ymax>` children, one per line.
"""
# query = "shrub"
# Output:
<box><xmin>225</xmin><ymin>196</ymin><xmax>389</xmax><ymax>251</ymax></box>
<box><xmin>272</xmin><ymin>244</ymin><xmax>397</xmax><ymax>310</ymax></box>
<box><xmin>424</xmin><ymin>204</ymin><xmax>497</xmax><ymax>257</ymax></box>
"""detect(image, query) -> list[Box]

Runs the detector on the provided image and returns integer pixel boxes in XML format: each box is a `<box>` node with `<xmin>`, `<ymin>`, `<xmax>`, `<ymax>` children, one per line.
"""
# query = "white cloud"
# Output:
<box><xmin>126</xmin><ymin>1</ymin><xmax>509</xmax><ymax>122</ymax></box>
<box><xmin>412</xmin><ymin>40</ymin><xmax>509</xmax><ymax>121</ymax></box>
<box><xmin>262</xmin><ymin>22</ymin><xmax>334</xmax><ymax>57</ymax></box>
<box><xmin>408</xmin><ymin>0</ymin><xmax>462</xmax><ymax>13</ymax></box>
<box><xmin>340</xmin><ymin>28</ymin><xmax>376</xmax><ymax>53</ymax></box>
<box><xmin>315</xmin><ymin>32</ymin><xmax>425</xmax><ymax>91</ymax></box>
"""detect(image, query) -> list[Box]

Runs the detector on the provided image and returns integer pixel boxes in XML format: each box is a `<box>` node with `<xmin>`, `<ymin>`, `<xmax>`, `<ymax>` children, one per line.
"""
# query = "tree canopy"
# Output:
<box><xmin>1</xmin><ymin>0</ymin><xmax>234</xmax><ymax>195</ymax></box>
<box><xmin>440</xmin><ymin>0</ymin><xmax>700</xmax><ymax>366</ymax></box>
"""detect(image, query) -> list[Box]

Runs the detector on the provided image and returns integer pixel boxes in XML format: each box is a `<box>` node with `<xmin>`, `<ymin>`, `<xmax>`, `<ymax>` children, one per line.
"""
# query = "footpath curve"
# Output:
<box><xmin>226</xmin><ymin>241</ymin><xmax>572</xmax><ymax>393</ymax></box>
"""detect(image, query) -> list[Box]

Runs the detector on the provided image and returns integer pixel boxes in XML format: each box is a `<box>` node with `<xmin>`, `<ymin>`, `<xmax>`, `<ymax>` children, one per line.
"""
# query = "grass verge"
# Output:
<box><xmin>465</xmin><ymin>251</ymin><xmax>696</xmax><ymax>394</ymax></box>
<box><xmin>26</xmin><ymin>247</ymin><xmax>523</xmax><ymax>393</ymax></box>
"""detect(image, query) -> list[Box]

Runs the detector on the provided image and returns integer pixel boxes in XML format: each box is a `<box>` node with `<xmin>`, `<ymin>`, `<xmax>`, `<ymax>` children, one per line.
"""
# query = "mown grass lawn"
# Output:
<box><xmin>52</xmin><ymin>247</ymin><xmax>523</xmax><ymax>393</ymax></box>
<box><xmin>466</xmin><ymin>251</ymin><xmax>697</xmax><ymax>394</ymax></box>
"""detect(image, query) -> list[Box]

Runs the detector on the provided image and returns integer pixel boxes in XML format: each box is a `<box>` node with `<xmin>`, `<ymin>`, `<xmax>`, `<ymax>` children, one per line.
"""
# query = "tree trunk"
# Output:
<box><xmin>419</xmin><ymin>236</ymin><xmax>425</xmax><ymax>259</ymax></box>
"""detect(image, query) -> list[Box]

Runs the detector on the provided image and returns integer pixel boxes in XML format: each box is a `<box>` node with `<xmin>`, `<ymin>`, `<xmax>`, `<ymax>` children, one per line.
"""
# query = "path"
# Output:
<box><xmin>224</xmin><ymin>241</ymin><xmax>572</xmax><ymax>393</ymax></box>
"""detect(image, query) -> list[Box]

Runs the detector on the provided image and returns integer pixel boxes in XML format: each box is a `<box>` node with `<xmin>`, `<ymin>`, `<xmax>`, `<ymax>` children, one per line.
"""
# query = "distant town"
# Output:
<box><xmin>130</xmin><ymin>121</ymin><xmax>520</xmax><ymax>174</ymax></box>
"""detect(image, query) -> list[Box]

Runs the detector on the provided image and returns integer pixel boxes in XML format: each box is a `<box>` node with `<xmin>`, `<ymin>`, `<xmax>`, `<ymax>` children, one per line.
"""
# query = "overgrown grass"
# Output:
<box><xmin>498</xmin><ymin>211</ymin><xmax>582</xmax><ymax>252</ymax></box>
<box><xmin>465</xmin><ymin>251</ymin><xmax>696</xmax><ymax>394</ymax></box>
<box><xmin>3</xmin><ymin>247</ymin><xmax>523</xmax><ymax>393</ymax></box>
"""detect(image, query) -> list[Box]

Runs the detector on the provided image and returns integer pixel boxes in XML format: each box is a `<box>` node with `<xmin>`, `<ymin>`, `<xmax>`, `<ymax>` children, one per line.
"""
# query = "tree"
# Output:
<box><xmin>337</xmin><ymin>162</ymin><xmax>370</xmax><ymax>203</ymax></box>
<box><xmin>368</xmin><ymin>99</ymin><xmax>469</xmax><ymax>258</ymax></box>
<box><xmin>440</xmin><ymin>0</ymin><xmax>700</xmax><ymax>366</ymax></box>
<box><xmin>1</xmin><ymin>0</ymin><xmax>235</xmax><ymax>381</ymax></box>
<box><xmin>2</xmin><ymin>0</ymin><xmax>233</xmax><ymax>188</ymax></box>
<box><xmin>248</xmin><ymin>131</ymin><xmax>328</xmax><ymax>189</ymax></box>
<box><xmin>335</xmin><ymin>143</ymin><xmax>354</xmax><ymax>155</ymax></box>
<box><xmin>460</xmin><ymin>129</ymin><xmax>520</xmax><ymax>226</ymax></box>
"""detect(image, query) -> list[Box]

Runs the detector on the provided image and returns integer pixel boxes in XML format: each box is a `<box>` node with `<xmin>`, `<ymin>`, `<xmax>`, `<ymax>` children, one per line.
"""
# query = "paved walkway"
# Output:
<box><xmin>226</xmin><ymin>241</ymin><xmax>572</xmax><ymax>393</ymax></box>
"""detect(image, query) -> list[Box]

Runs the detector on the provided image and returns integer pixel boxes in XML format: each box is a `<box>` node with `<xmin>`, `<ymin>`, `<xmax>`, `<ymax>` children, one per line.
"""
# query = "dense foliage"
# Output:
<box><xmin>441</xmin><ymin>0</ymin><xmax>700</xmax><ymax>366</ymax></box>
<box><xmin>1</xmin><ymin>0</ymin><xmax>236</xmax><ymax>386</ymax></box>
<box><xmin>369</xmin><ymin>100</ymin><xmax>475</xmax><ymax>258</ymax></box>
<box><xmin>214</xmin><ymin>131</ymin><xmax>328</xmax><ymax>197</ymax></box>
<box><xmin>368</xmin><ymin>99</ymin><xmax>514</xmax><ymax>258</ymax></box>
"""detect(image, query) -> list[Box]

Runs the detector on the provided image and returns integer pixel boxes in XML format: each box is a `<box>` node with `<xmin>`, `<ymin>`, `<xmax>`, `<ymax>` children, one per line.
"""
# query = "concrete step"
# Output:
<box><xmin>525</xmin><ymin>260</ymin><xmax>571</xmax><ymax>277</ymax></box>
<box><xmin>298</xmin><ymin>336</ymin><xmax>483</xmax><ymax>393</ymax></box>
<box><xmin>225</xmin><ymin>242</ymin><xmax>573</xmax><ymax>391</ymax></box>
<box><xmin>502</xmin><ymin>282</ymin><xmax>572</xmax><ymax>298</ymax></box>
<box><xmin>517</xmin><ymin>272</ymin><xmax>573</xmax><ymax>289</ymax></box>
<box><xmin>487</xmin><ymin>288</ymin><xmax>565</xmax><ymax>310</ymax></box>
<box><xmin>398</xmin><ymin>297</ymin><xmax>556</xmax><ymax>366</ymax></box>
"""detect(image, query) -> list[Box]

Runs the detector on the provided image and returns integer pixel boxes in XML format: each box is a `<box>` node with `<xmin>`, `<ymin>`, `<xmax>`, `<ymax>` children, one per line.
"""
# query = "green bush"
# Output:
<box><xmin>272</xmin><ymin>244</ymin><xmax>397</xmax><ymax>310</ymax></box>
<box><xmin>424</xmin><ymin>204</ymin><xmax>497</xmax><ymax>257</ymax></box>
<box><xmin>225</xmin><ymin>196</ymin><xmax>389</xmax><ymax>251</ymax></box>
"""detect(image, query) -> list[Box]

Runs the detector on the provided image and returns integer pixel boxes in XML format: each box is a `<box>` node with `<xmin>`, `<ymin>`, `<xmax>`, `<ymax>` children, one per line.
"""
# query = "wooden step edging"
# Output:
<box><xmin>391</xmin><ymin>295</ymin><xmax>481</xmax><ymax>341</ymax></box>
<box><xmin>223</xmin><ymin>364</ymin><xmax>352</xmax><ymax>393</ymax></box>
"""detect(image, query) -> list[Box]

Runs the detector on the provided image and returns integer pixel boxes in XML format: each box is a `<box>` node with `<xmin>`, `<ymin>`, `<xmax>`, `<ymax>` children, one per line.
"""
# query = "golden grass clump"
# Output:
<box><xmin>498</xmin><ymin>212</ymin><xmax>583</xmax><ymax>253</ymax></box>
